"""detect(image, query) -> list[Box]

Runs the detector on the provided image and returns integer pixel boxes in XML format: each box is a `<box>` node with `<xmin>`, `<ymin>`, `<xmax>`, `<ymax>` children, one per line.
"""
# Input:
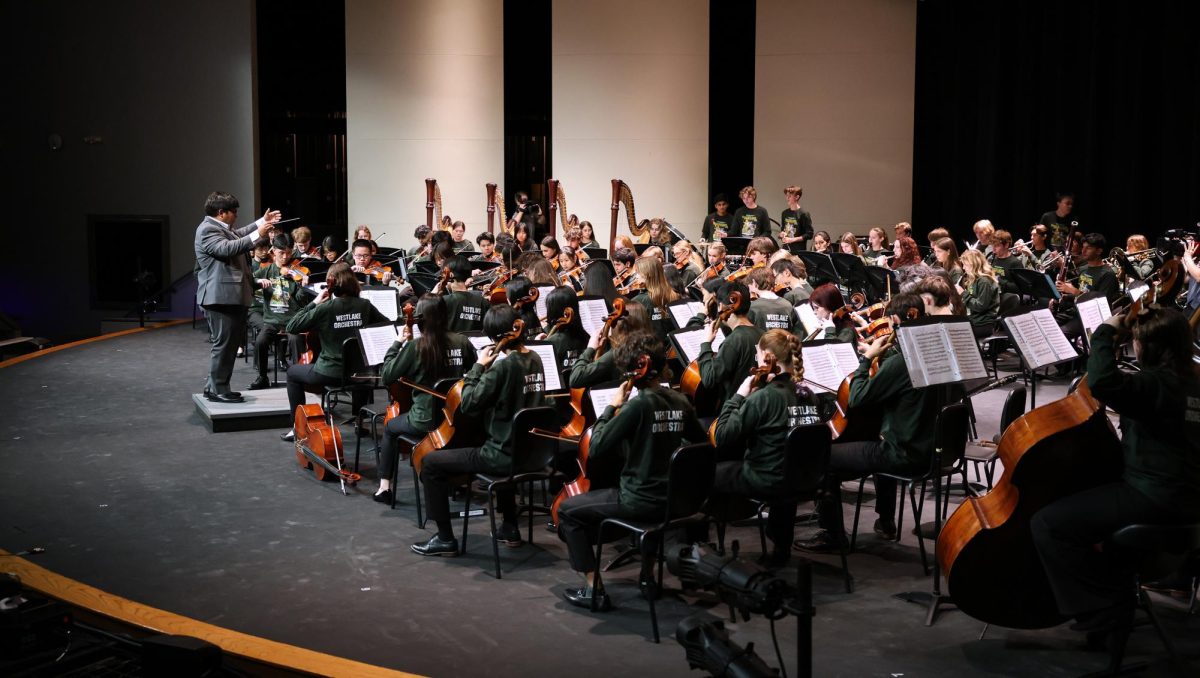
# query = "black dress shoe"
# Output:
<box><xmin>280</xmin><ymin>429</ymin><xmax>296</xmax><ymax>443</ymax></box>
<box><xmin>874</xmin><ymin>518</ymin><xmax>898</xmax><ymax>541</ymax></box>
<box><xmin>205</xmin><ymin>391</ymin><xmax>244</xmax><ymax>403</ymax></box>
<box><xmin>248</xmin><ymin>376</ymin><xmax>270</xmax><ymax>390</ymax></box>
<box><xmin>492</xmin><ymin>523</ymin><xmax>524</xmax><ymax>547</ymax></box>
<box><xmin>793</xmin><ymin>530</ymin><xmax>848</xmax><ymax>554</ymax></box>
<box><xmin>411</xmin><ymin>535</ymin><xmax>460</xmax><ymax>557</ymax></box>
<box><xmin>563</xmin><ymin>586</ymin><xmax>612</xmax><ymax>611</ymax></box>
<box><xmin>372</xmin><ymin>489</ymin><xmax>393</xmax><ymax>504</ymax></box>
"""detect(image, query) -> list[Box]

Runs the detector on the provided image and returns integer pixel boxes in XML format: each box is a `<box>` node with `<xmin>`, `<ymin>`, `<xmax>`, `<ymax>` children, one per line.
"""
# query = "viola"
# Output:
<box><xmin>708</xmin><ymin>355</ymin><xmax>777</xmax><ymax>446</ymax></box>
<box><xmin>386</xmin><ymin>303</ymin><xmax>418</xmax><ymax>426</ymax></box>
<box><xmin>938</xmin><ymin>377</ymin><xmax>1122</xmax><ymax>629</ymax></box>
<box><xmin>434</xmin><ymin>265</ymin><xmax>452</xmax><ymax>295</ymax></box>
<box><xmin>550</xmin><ymin>354</ymin><xmax>652</xmax><ymax>524</ymax></box>
<box><xmin>680</xmin><ymin>290</ymin><xmax>740</xmax><ymax>417</ymax></box>
<box><xmin>412</xmin><ymin>319</ymin><xmax>526</xmax><ymax>475</ymax></box>
<box><xmin>293</xmin><ymin>405</ymin><xmax>362</xmax><ymax>490</ymax></box>
<box><xmin>726</xmin><ymin>261</ymin><xmax>764</xmax><ymax>282</ymax></box>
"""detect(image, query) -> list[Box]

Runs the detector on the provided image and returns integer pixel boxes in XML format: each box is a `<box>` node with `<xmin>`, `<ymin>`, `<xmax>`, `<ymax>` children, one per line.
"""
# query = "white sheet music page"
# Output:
<box><xmin>668</xmin><ymin>302</ymin><xmax>696</xmax><ymax>329</ymax></box>
<box><xmin>897</xmin><ymin>324</ymin><xmax>954</xmax><ymax>387</ymax></box>
<box><xmin>525</xmin><ymin>343</ymin><xmax>563</xmax><ymax>391</ymax></box>
<box><xmin>794</xmin><ymin>302</ymin><xmax>826</xmax><ymax>337</ymax></box>
<box><xmin>673</xmin><ymin>327</ymin><xmax>726</xmax><ymax>364</ymax></box>
<box><xmin>946</xmin><ymin>322</ymin><xmax>988</xmax><ymax>381</ymax></box>
<box><xmin>801</xmin><ymin>345</ymin><xmax>845</xmax><ymax>393</ymax></box>
<box><xmin>1032</xmin><ymin>309</ymin><xmax>1078</xmax><ymax>362</ymax></box>
<box><xmin>466</xmin><ymin>334</ymin><xmax>492</xmax><ymax>352</ymax></box>
<box><xmin>1005</xmin><ymin>313</ymin><xmax>1056</xmax><ymax>369</ymax></box>
<box><xmin>361</xmin><ymin>288</ymin><xmax>399</xmax><ymax>321</ymax></box>
<box><xmin>1077</xmin><ymin>297</ymin><xmax>1112</xmax><ymax>346</ymax></box>
<box><xmin>534</xmin><ymin>286</ymin><xmax>556</xmax><ymax>320</ymax></box>
<box><xmin>578</xmin><ymin>298</ymin><xmax>609</xmax><ymax>336</ymax></box>
<box><xmin>359</xmin><ymin>324</ymin><xmax>401</xmax><ymax>366</ymax></box>
<box><xmin>589</xmin><ymin>385</ymin><xmax>639</xmax><ymax>416</ymax></box>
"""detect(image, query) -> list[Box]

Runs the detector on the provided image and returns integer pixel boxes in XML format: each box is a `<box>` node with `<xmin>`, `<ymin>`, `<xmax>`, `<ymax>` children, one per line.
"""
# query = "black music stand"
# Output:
<box><xmin>376</xmin><ymin>246</ymin><xmax>404</xmax><ymax>257</ymax></box>
<box><xmin>795</xmin><ymin>251</ymin><xmax>839</xmax><ymax>289</ymax></box>
<box><xmin>633</xmin><ymin>243</ymin><xmax>655</xmax><ymax>256</ymax></box>
<box><xmin>582</xmin><ymin>246</ymin><xmax>608</xmax><ymax>259</ymax></box>
<box><xmin>863</xmin><ymin>266</ymin><xmax>898</xmax><ymax>303</ymax></box>
<box><xmin>408</xmin><ymin>272</ymin><xmax>439</xmax><ymax>297</ymax></box>
<box><xmin>584</xmin><ymin>258</ymin><xmax>615</xmax><ymax>279</ymax></box>
<box><xmin>720</xmin><ymin>236</ymin><xmax>752</xmax><ymax>258</ymax></box>
<box><xmin>413</xmin><ymin>260</ymin><xmax>440</xmax><ymax>275</ymax></box>
<box><xmin>1009</xmin><ymin>268</ymin><xmax>1060</xmax><ymax>302</ymax></box>
<box><xmin>830</xmin><ymin>253</ymin><xmax>871</xmax><ymax>294</ymax></box>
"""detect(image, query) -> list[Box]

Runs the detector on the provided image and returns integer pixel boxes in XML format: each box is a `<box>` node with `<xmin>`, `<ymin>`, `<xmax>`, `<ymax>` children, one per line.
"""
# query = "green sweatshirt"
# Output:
<box><xmin>444</xmin><ymin>290</ymin><xmax>489</xmax><ymax>333</ymax></box>
<box><xmin>962</xmin><ymin>276</ymin><xmax>999</xmax><ymax>328</ymax></box>
<box><xmin>379</xmin><ymin>333</ymin><xmax>477</xmax><ymax>432</ymax></box>
<box><xmin>568</xmin><ymin>347</ymin><xmax>621</xmax><ymax>389</ymax></box>
<box><xmin>699</xmin><ymin>323</ymin><xmax>765</xmax><ymax>404</ymax></box>
<box><xmin>847</xmin><ymin>348</ymin><xmax>944</xmax><ymax>469</ymax></box>
<box><xmin>253</xmin><ymin>264</ymin><xmax>315</xmax><ymax>326</ymax></box>
<box><xmin>460</xmin><ymin>349</ymin><xmax>548</xmax><ymax>470</ymax></box>
<box><xmin>714</xmin><ymin>376</ymin><xmax>822</xmax><ymax>494</ymax></box>
<box><xmin>589</xmin><ymin>385</ymin><xmax>707</xmax><ymax>514</ymax></box>
<box><xmin>285</xmin><ymin>296</ymin><xmax>388</xmax><ymax>378</ymax></box>
<box><xmin>1087</xmin><ymin>324</ymin><xmax>1200</xmax><ymax>515</ymax></box>
<box><xmin>748</xmin><ymin>296</ymin><xmax>794</xmax><ymax>333</ymax></box>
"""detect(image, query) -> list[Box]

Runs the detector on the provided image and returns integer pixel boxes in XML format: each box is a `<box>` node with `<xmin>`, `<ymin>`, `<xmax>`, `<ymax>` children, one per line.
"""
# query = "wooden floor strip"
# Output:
<box><xmin>0</xmin><ymin>549</ymin><xmax>420</xmax><ymax>677</ymax></box>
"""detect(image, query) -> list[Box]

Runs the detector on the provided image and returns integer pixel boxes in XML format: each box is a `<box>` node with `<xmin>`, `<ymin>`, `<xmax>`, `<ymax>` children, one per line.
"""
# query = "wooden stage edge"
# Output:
<box><xmin>0</xmin><ymin>549</ymin><xmax>419</xmax><ymax>677</ymax></box>
<box><xmin>0</xmin><ymin>319</ymin><xmax>193</xmax><ymax>369</ymax></box>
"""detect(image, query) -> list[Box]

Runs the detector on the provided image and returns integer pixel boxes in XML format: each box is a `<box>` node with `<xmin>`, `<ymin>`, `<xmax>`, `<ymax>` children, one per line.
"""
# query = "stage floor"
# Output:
<box><xmin>0</xmin><ymin>324</ymin><xmax>1191</xmax><ymax>676</ymax></box>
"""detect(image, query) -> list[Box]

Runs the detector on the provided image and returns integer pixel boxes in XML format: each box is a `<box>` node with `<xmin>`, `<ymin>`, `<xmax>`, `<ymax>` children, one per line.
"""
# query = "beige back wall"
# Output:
<box><xmin>552</xmin><ymin>0</ymin><xmax>709</xmax><ymax>247</ymax></box>
<box><xmin>755</xmin><ymin>0</ymin><xmax>916</xmax><ymax>239</ymax></box>
<box><xmin>345</xmin><ymin>0</ymin><xmax>504</xmax><ymax>250</ymax></box>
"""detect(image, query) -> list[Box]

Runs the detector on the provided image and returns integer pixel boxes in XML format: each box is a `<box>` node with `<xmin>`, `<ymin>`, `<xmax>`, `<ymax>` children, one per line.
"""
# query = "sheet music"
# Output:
<box><xmin>794</xmin><ymin>302</ymin><xmax>831</xmax><ymax>337</ymax></box>
<box><xmin>589</xmin><ymin>385</ymin><xmax>640</xmax><ymax>417</ymax></box>
<box><xmin>1033</xmin><ymin>309</ymin><xmax>1078</xmax><ymax>361</ymax></box>
<box><xmin>361</xmin><ymin>288</ymin><xmax>399</xmax><ymax>321</ymax></box>
<box><xmin>1077</xmin><ymin>296</ymin><xmax>1112</xmax><ymax>345</ymax></box>
<box><xmin>465</xmin><ymin>334</ymin><xmax>492</xmax><ymax>352</ymax></box>
<box><xmin>525</xmin><ymin>343</ymin><xmax>563</xmax><ymax>391</ymax></box>
<box><xmin>1127</xmin><ymin>281</ymin><xmax>1149</xmax><ymax>303</ymax></box>
<box><xmin>534</xmin><ymin>286</ymin><xmax>556</xmax><ymax>320</ymax></box>
<box><xmin>672</xmin><ymin>326</ymin><xmax>726</xmax><ymax>364</ymax></box>
<box><xmin>800</xmin><ymin>343</ymin><xmax>861</xmax><ymax>393</ymax></box>
<box><xmin>578</xmin><ymin>297</ymin><xmax>610</xmax><ymax>336</ymax></box>
<box><xmin>667</xmin><ymin>300</ymin><xmax>707</xmax><ymax>329</ymax></box>
<box><xmin>359</xmin><ymin>324</ymin><xmax>401</xmax><ymax>366</ymax></box>
<box><xmin>896</xmin><ymin>322</ymin><xmax>986</xmax><ymax>387</ymax></box>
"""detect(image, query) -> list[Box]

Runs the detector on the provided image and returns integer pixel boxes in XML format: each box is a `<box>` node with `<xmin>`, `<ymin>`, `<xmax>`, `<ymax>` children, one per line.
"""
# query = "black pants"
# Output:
<box><xmin>420</xmin><ymin>447</ymin><xmax>515</xmax><ymax>540</ymax></box>
<box><xmin>255</xmin><ymin>324</ymin><xmax>304</xmax><ymax>378</ymax></box>
<box><xmin>557</xmin><ymin>488</ymin><xmax>658</xmax><ymax>573</ymax></box>
<box><xmin>708</xmin><ymin>461</ymin><xmax>798</xmax><ymax>553</ymax></box>
<box><xmin>203</xmin><ymin>304</ymin><xmax>247</xmax><ymax>395</ymax></box>
<box><xmin>817</xmin><ymin>440</ymin><xmax>914</xmax><ymax>538</ymax></box>
<box><xmin>286</xmin><ymin>364</ymin><xmax>367</xmax><ymax>416</ymax></box>
<box><xmin>379</xmin><ymin>413</ymin><xmax>423</xmax><ymax>480</ymax></box>
<box><xmin>1031</xmin><ymin>482</ymin><xmax>1174</xmax><ymax>617</ymax></box>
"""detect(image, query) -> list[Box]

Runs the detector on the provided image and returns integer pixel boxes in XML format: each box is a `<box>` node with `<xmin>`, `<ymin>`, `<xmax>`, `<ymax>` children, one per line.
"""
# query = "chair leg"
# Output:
<box><xmin>756</xmin><ymin>506</ymin><xmax>768</xmax><ymax>557</ymax></box>
<box><xmin>461</xmin><ymin>484</ymin><xmax>473</xmax><ymax>556</ymax></box>
<box><xmin>908</xmin><ymin>483</ymin><xmax>929</xmax><ymax>575</ymax></box>
<box><xmin>715</xmin><ymin>521</ymin><xmax>727</xmax><ymax>555</ymax></box>
<box><xmin>895</xmin><ymin>480</ymin><xmax>908</xmax><ymax>544</ymax></box>
<box><xmin>592</xmin><ymin>525</ymin><xmax>607</xmax><ymax>612</ymax></box>
<box><xmin>850</xmin><ymin>478</ymin><xmax>867</xmax><ymax>552</ymax></box>
<box><xmin>1190</xmin><ymin>575</ymin><xmax>1198</xmax><ymax>615</ymax></box>
<box><xmin>487</xmin><ymin>486</ymin><xmax>502</xmax><ymax>579</ymax></box>
<box><xmin>411</xmin><ymin>465</ymin><xmax>423</xmax><ymax>525</ymax></box>
<box><xmin>645</xmin><ymin>534</ymin><xmax>660</xmax><ymax>643</ymax></box>
<box><xmin>1139</xmin><ymin>586</ymin><xmax>1185</xmax><ymax>670</ymax></box>
<box><xmin>837</xmin><ymin>536</ymin><xmax>855</xmax><ymax>594</ymax></box>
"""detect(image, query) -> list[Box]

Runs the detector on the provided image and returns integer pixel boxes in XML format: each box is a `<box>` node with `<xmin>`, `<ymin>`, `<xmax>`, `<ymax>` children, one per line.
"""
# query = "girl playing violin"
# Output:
<box><xmin>707</xmin><ymin>329</ymin><xmax>823</xmax><ymax>566</ymax></box>
<box><xmin>374</xmin><ymin>295</ymin><xmax>477</xmax><ymax>504</ymax></box>
<box><xmin>411</xmin><ymin>305</ymin><xmax>549</xmax><ymax>557</ymax></box>
<box><xmin>628</xmin><ymin>257</ymin><xmax>679</xmax><ymax>346</ymax></box>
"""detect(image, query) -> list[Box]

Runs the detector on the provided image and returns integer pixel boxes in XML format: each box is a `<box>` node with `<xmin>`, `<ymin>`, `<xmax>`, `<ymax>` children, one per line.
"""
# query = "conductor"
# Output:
<box><xmin>194</xmin><ymin>191</ymin><xmax>281</xmax><ymax>403</ymax></box>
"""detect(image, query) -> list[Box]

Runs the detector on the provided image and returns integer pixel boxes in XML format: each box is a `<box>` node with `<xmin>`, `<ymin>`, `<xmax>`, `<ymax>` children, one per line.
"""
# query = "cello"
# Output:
<box><xmin>294</xmin><ymin>403</ymin><xmax>363</xmax><ymax>493</ymax></box>
<box><xmin>411</xmin><ymin>319</ymin><xmax>526</xmax><ymax>475</ymax></box>
<box><xmin>550</xmin><ymin>353</ymin><xmax>652</xmax><ymax>524</ymax></box>
<box><xmin>680</xmin><ymin>290</ymin><xmax>741</xmax><ymax>417</ymax></box>
<box><xmin>937</xmin><ymin>377</ymin><xmax>1122</xmax><ymax>629</ymax></box>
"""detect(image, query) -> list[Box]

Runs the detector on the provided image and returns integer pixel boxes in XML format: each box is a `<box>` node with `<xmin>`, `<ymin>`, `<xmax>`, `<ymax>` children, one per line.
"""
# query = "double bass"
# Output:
<box><xmin>411</xmin><ymin>319</ymin><xmax>527</xmax><ymax>475</ymax></box>
<box><xmin>937</xmin><ymin>377</ymin><xmax>1122</xmax><ymax>628</ymax></box>
<box><xmin>680</xmin><ymin>291</ymin><xmax>741</xmax><ymax>417</ymax></box>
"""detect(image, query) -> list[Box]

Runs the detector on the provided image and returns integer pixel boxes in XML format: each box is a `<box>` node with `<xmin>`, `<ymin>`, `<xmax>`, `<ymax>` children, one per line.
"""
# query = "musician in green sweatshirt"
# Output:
<box><xmin>557</xmin><ymin>332</ymin><xmax>707</xmax><ymax>611</ymax></box>
<box><xmin>698</xmin><ymin>281</ymin><xmax>765</xmax><ymax>406</ymax></box>
<box><xmin>410</xmin><ymin>304</ymin><xmax>548</xmax><ymax>558</ymax></box>
<box><xmin>797</xmin><ymin>293</ymin><xmax>944</xmax><ymax>552</ymax></box>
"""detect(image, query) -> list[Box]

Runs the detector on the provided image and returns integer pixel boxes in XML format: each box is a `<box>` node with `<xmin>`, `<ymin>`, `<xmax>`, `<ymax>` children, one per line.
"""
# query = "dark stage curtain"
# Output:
<box><xmin>913</xmin><ymin>0</ymin><xmax>1200</xmax><ymax>244</ymax></box>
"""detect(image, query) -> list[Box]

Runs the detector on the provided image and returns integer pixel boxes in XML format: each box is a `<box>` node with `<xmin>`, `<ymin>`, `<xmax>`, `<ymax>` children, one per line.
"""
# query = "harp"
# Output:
<box><xmin>425</xmin><ymin>178</ymin><xmax>444</xmax><ymax>231</ymax></box>
<box><xmin>486</xmin><ymin>182</ymin><xmax>508</xmax><ymax>234</ymax></box>
<box><xmin>609</xmin><ymin>179</ymin><xmax>648</xmax><ymax>248</ymax></box>
<box><xmin>546</xmin><ymin>179</ymin><xmax>568</xmax><ymax>238</ymax></box>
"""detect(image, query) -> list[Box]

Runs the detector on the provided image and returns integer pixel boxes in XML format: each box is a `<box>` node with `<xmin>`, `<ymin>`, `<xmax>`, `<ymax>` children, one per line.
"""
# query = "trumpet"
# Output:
<box><xmin>1110</xmin><ymin>247</ymin><xmax>1159</xmax><ymax>262</ymax></box>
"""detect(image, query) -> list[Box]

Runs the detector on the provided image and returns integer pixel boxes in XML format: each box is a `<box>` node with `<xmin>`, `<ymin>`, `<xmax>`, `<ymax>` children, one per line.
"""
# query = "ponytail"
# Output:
<box><xmin>759</xmin><ymin>329</ymin><xmax>803</xmax><ymax>380</ymax></box>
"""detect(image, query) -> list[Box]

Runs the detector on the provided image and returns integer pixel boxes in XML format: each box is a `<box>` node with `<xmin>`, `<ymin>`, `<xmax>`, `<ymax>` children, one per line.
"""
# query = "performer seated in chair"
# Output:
<box><xmin>441</xmin><ymin>256</ymin><xmax>489</xmax><ymax>333</ymax></box>
<box><xmin>797</xmin><ymin>293</ymin><xmax>945</xmax><ymax>552</ymax></box>
<box><xmin>280</xmin><ymin>263</ymin><xmax>388</xmax><ymax>441</ymax></box>
<box><xmin>249</xmin><ymin>235</ymin><xmax>315</xmax><ymax>390</ymax></box>
<box><xmin>410</xmin><ymin>304</ymin><xmax>548</xmax><ymax>557</ymax></box>
<box><xmin>568</xmin><ymin>303</ymin><xmax>653</xmax><ymax>389</ymax></box>
<box><xmin>557</xmin><ymin>332</ymin><xmax>707</xmax><ymax>610</ymax></box>
<box><xmin>374</xmin><ymin>294</ymin><xmax>477</xmax><ymax>504</ymax></box>
<box><xmin>1032</xmin><ymin>305</ymin><xmax>1200</xmax><ymax>635</ymax></box>
<box><xmin>699</xmin><ymin>281</ymin><xmax>765</xmax><ymax>406</ymax></box>
<box><xmin>707</xmin><ymin>329</ymin><xmax>823</xmax><ymax>567</ymax></box>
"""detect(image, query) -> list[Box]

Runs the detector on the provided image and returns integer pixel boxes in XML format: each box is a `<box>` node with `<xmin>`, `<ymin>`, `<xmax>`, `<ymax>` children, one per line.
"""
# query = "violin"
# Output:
<box><xmin>550</xmin><ymin>353</ymin><xmax>652</xmax><ymax>524</ymax></box>
<box><xmin>487</xmin><ymin>267</ymin><xmax>516</xmax><ymax>304</ymax></box>
<box><xmin>364</xmin><ymin>262</ymin><xmax>393</xmax><ymax>281</ymax></box>
<box><xmin>938</xmin><ymin>377</ymin><xmax>1122</xmax><ymax>629</ymax></box>
<box><xmin>279</xmin><ymin>264</ymin><xmax>309</xmax><ymax>282</ymax></box>
<box><xmin>412</xmin><ymin>319</ymin><xmax>526</xmax><ymax>475</ymax></box>
<box><xmin>707</xmin><ymin>355</ymin><xmax>778</xmax><ymax>446</ymax></box>
<box><xmin>386</xmin><ymin>303</ymin><xmax>418</xmax><ymax>426</ymax></box>
<box><xmin>680</xmin><ymin>290</ymin><xmax>741</xmax><ymax>417</ymax></box>
<box><xmin>726</xmin><ymin>261</ymin><xmax>765</xmax><ymax>282</ymax></box>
